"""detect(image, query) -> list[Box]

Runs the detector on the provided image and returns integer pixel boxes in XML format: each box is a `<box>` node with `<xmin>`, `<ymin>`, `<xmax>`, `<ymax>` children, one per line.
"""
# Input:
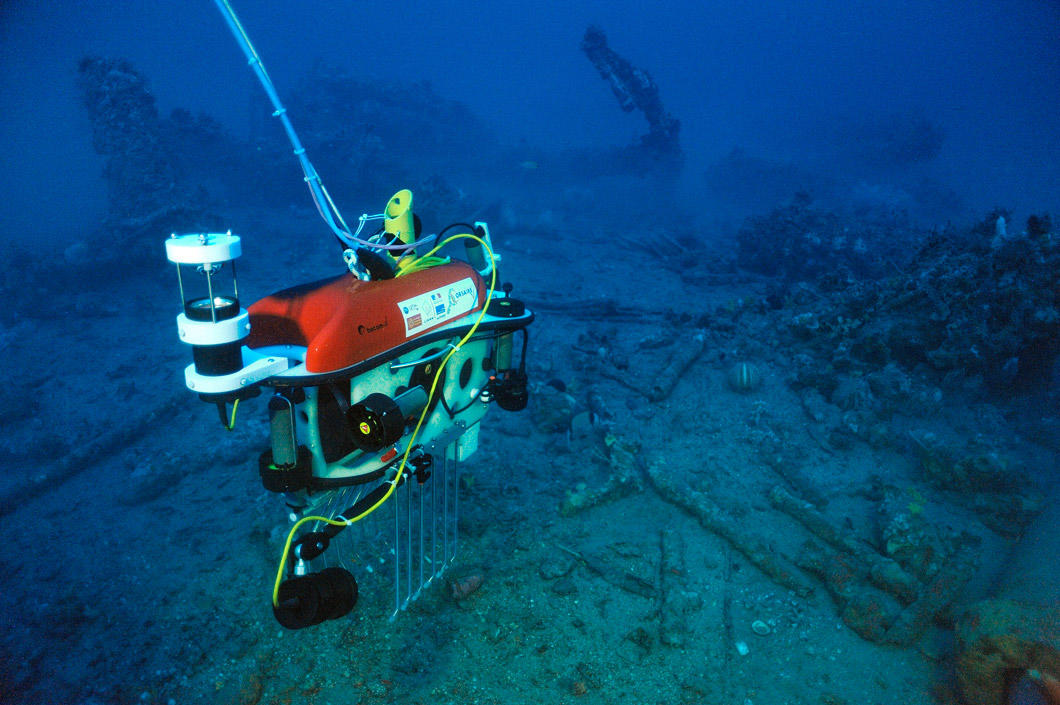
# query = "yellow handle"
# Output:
<box><xmin>384</xmin><ymin>189</ymin><xmax>414</xmax><ymax>245</ymax></box>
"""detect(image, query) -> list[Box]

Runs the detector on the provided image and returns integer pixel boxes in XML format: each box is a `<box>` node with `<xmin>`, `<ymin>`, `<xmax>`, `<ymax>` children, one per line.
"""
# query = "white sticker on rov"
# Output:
<box><xmin>398</xmin><ymin>277</ymin><xmax>478</xmax><ymax>337</ymax></box>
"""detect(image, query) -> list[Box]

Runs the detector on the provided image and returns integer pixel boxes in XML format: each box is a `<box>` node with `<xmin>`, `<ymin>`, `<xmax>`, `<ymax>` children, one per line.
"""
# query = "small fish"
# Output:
<box><xmin>517</xmin><ymin>160</ymin><xmax>538</xmax><ymax>170</ymax></box>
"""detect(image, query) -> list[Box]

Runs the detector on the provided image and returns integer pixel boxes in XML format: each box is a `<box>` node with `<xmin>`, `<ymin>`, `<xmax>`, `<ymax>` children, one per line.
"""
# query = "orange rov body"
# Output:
<box><xmin>246</xmin><ymin>261</ymin><xmax>487</xmax><ymax>373</ymax></box>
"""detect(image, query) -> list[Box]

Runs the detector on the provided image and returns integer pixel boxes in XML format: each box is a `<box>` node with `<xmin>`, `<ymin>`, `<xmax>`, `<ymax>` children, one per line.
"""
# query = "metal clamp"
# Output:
<box><xmin>389</xmin><ymin>344</ymin><xmax>457</xmax><ymax>372</ymax></box>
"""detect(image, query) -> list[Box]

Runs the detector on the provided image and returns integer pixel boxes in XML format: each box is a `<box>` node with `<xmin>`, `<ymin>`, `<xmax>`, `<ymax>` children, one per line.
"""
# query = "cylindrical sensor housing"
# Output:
<box><xmin>269</xmin><ymin>394</ymin><xmax>298</xmax><ymax>468</ymax></box>
<box><xmin>165</xmin><ymin>232</ymin><xmax>250</xmax><ymax>380</ymax></box>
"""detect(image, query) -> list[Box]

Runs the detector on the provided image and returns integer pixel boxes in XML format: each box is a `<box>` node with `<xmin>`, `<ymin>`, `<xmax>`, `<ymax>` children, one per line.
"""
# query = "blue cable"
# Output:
<box><xmin>212</xmin><ymin>0</ymin><xmax>356</xmax><ymax>249</ymax></box>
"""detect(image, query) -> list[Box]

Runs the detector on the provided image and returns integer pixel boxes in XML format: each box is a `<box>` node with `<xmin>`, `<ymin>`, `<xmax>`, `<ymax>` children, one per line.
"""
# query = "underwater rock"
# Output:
<box><xmin>62</xmin><ymin>241</ymin><xmax>90</xmax><ymax>267</ymax></box>
<box><xmin>77</xmin><ymin>56</ymin><xmax>176</xmax><ymax>221</ymax></box>
<box><xmin>796</xmin><ymin>388</ymin><xmax>839</xmax><ymax>426</ymax></box>
<box><xmin>585</xmin><ymin>387</ymin><xmax>615</xmax><ymax>429</ymax></box>
<box><xmin>449</xmin><ymin>573</ymin><xmax>484</xmax><ymax>601</ymax></box>
<box><xmin>830</xmin><ymin>374</ymin><xmax>875</xmax><ymax>412</ymax></box>
<box><xmin>789</xmin><ymin>312</ymin><xmax>822</xmax><ymax>341</ymax></box>
<box><xmin>1027</xmin><ymin>213</ymin><xmax>1053</xmax><ymax>240</ymax></box>
<box><xmin>736</xmin><ymin>193</ymin><xmax>924</xmax><ymax>283</ymax></box>
<box><xmin>970</xmin><ymin>492</ymin><xmax>1045</xmax><ymax>538</ymax></box>
<box><xmin>910</xmin><ymin>431</ymin><xmax>1043</xmax><ymax>537</ymax></box>
<box><xmin>864</xmin><ymin>363</ymin><xmax>915</xmax><ymax>417</ymax></box>
<box><xmin>551</xmin><ymin>578</ymin><xmax>578</xmax><ymax>596</ymax></box>
<box><xmin>539</xmin><ymin>556</ymin><xmax>576</xmax><ymax>580</ymax></box>
<box><xmin>781</xmin><ymin>210</ymin><xmax>1060</xmax><ymax>398</ymax></box>
<box><xmin>530</xmin><ymin>385</ymin><xmax>579</xmax><ymax>434</ymax></box>
<box><xmin>955</xmin><ymin>599</ymin><xmax>1060</xmax><ymax>705</ymax></box>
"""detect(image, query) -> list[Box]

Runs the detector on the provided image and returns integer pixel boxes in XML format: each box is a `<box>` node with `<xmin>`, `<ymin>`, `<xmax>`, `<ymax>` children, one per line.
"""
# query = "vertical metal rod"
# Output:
<box><xmin>442</xmin><ymin>451</ymin><xmax>450</xmax><ymax>566</ymax></box>
<box><xmin>418</xmin><ymin>474</ymin><xmax>424</xmax><ymax>593</ymax></box>
<box><xmin>393</xmin><ymin>478</ymin><xmax>400</xmax><ymax>617</ymax></box>
<box><xmin>175</xmin><ymin>264</ymin><xmax>186</xmax><ymax>307</ymax></box>
<box><xmin>431</xmin><ymin>454</ymin><xmax>438</xmax><ymax>580</ymax></box>
<box><xmin>205</xmin><ymin>266</ymin><xmax>217</xmax><ymax>323</ymax></box>
<box><xmin>405</xmin><ymin>474</ymin><xmax>412</xmax><ymax>609</ymax></box>
<box><xmin>453</xmin><ymin>446</ymin><xmax>460</xmax><ymax>560</ymax></box>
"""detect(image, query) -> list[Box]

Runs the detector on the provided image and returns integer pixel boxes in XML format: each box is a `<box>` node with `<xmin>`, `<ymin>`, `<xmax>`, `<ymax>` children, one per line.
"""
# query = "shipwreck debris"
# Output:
<box><xmin>658</xmin><ymin>529</ymin><xmax>693</xmax><ymax>647</ymax></box>
<box><xmin>580</xmin><ymin>26</ymin><xmax>682</xmax><ymax>172</ymax></box>
<box><xmin>776</xmin><ymin>481</ymin><xmax>980</xmax><ymax>645</ymax></box>
<box><xmin>76</xmin><ymin>56</ymin><xmax>222</xmax><ymax>260</ymax></box>
<box><xmin>769</xmin><ymin>486</ymin><xmax>918</xmax><ymax>603</ymax></box>
<box><xmin>556</xmin><ymin>544</ymin><xmax>657</xmax><ymax>599</ymax></box>
<box><xmin>643</xmin><ymin>463</ymin><xmax>814</xmax><ymax>598</ymax></box>
<box><xmin>648</xmin><ymin>331</ymin><xmax>707</xmax><ymax>401</ymax></box>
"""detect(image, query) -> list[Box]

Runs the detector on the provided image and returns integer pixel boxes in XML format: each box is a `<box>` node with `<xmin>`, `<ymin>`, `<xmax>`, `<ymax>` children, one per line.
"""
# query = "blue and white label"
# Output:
<box><xmin>398</xmin><ymin>277</ymin><xmax>478</xmax><ymax>337</ymax></box>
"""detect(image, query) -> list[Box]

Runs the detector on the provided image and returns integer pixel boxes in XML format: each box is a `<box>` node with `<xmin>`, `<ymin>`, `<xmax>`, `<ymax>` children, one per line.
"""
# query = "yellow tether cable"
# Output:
<box><xmin>271</xmin><ymin>233</ymin><xmax>496</xmax><ymax>607</ymax></box>
<box><xmin>223</xmin><ymin>398</ymin><xmax>239</xmax><ymax>431</ymax></box>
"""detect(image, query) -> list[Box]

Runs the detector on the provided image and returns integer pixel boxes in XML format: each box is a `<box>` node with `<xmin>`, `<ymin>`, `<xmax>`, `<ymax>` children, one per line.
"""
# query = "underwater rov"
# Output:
<box><xmin>164</xmin><ymin>1</ymin><xmax>533</xmax><ymax>629</ymax></box>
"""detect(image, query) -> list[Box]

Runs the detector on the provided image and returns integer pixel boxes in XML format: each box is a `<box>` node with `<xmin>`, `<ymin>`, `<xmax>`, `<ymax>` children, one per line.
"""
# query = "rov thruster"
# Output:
<box><xmin>165</xmin><ymin>1</ymin><xmax>533</xmax><ymax>628</ymax></box>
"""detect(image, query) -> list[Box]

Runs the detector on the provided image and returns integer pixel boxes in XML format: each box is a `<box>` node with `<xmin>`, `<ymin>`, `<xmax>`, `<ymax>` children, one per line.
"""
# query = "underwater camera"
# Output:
<box><xmin>164</xmin><ymin>1</ymin><xmax>533</xmax><ymax>628</ymax></box>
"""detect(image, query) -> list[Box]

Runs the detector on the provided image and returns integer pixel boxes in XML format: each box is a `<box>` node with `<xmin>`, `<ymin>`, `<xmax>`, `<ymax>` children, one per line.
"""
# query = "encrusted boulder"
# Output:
<box><xmin>955</xmin><ymin>599</ymin><xmax>1060</xmax><ymax>705</ymax></box>
<box><xmin>910</xmin><ymin>431</ymin><xmax>1043</xmax><ymax>537</ymax></box>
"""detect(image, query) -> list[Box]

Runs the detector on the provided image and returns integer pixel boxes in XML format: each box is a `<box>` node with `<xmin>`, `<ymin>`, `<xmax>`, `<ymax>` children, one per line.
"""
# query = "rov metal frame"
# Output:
<box><xmin>301</xmin><ymin>424</ymin><xmax>471</xmax><ymax>620</ymax></box>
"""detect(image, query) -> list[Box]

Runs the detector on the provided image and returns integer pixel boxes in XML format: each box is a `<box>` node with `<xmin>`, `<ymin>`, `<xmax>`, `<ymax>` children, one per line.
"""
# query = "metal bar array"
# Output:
<box><xmin>296</xmin><ymin>441</ymin><xmax>462</xmax><ymax>621</ymax></box>
<box><xmin>388</xmin><ymin>444</ymin><xmax>460</xmax><ymax>619</ymax></box>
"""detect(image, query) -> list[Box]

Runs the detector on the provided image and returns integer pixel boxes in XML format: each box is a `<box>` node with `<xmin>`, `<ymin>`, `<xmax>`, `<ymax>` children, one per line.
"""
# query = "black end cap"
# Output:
<box><xmin>494</xmin><ymin>370</ymin><xmax>529</xmax><ymax>411</ymax></box>
<box><xmin>487</xmin><ymin>296</ymin><xmax>525</xmax><ymax>318</ymax></box>
<box><xmin>273</xmin><ymin>567</ymin><xmax>358</xmax><ymax>630</ymax></box>
<box><xmin>259</xmin><ymin>446</ymin><xmax>313</xmax><ymax>493</ymax></box>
